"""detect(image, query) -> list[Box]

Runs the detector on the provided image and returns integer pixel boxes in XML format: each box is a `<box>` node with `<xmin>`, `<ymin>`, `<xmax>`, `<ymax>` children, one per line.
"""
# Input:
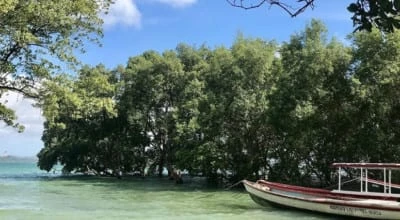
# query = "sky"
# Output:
<box><xmin>1</xmin><ymin>0</ymin><xmax>355</xmax><ymax>157</ymax></box>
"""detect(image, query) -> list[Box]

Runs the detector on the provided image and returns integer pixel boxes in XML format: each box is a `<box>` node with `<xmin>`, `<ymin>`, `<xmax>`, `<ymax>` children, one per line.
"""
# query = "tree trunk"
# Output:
<box><xmin>158</xmin><ymin>149</ymin><xmax>165</xmax><ymax>177</ymax></box>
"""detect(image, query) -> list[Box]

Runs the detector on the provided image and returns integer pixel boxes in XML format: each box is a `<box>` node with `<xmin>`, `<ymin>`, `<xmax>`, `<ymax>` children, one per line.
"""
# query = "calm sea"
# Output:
<box><xmin>0</xmin><ymin>159</ymin><xmax>337</xmax><ymax>219</ymax></box>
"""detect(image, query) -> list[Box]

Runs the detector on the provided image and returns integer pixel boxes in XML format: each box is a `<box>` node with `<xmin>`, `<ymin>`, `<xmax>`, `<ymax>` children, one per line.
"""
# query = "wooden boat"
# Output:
<box><xmin>243</xmin><ymin>163</ymin><xmax>400</xmax><ymax>219</ymax></box>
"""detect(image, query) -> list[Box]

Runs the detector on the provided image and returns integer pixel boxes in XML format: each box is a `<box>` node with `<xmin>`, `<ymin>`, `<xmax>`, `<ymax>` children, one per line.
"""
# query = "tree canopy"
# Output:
<box><xmin>0</xmin><ymin>0</ymin><xmax>112</xmax><ymax>130</ymax></box>
<box><xmin>226</xmin><ymin>0</ymin><xmax>400</xmax><ymax>32</ymax></box>
<box><xmin>37</xmin><ymin>20</ymin><xmax>400</xmax><ymax>186</ymax></box>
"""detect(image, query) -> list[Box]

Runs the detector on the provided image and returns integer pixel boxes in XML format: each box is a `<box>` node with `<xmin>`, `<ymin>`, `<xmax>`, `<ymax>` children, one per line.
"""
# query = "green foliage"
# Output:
<box><xmin>349</xmin><ymin>29</ymin><xmax>400</xmax><ymax>163</ymax></box>
<box><xmin>37</xmin><ymin>20</ymin><xmax>400</xmax><ymax>186</ymax></box>
<box><xmin>268</xmin><ymin>20</ymin><xmax>354</xmax><ymax>185</ymax></box>
<box><xmin>196</xmin><ymin>36</ymin><xmax>278</xmax><ymax>182</ymax></box>
<box><xmin>348</xmin><ymin>0</ymin><xmax>400</xmax><ymax>32</ymax></box>
<box><xmin>37</xmin><ymin>65</ymin><xmax>119</xmax><ymax>173</ymax></box>
<box><xmin>0</xmin><ymin>102</ymin><xmax>24</xmax><ymax>132</ymax></box>
<box><xmin>0</xmin><ymin>0</ymin><xmax>111</xmax><ymax>129</ymax></box>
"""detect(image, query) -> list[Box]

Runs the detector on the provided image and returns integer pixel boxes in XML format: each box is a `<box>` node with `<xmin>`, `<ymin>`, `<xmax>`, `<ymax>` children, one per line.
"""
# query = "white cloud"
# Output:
<box><xmin>101</xmin><ymin>0</ymin><xmax>197</xmax><ymax>28</ymax></box>
<box><xmin>0</xmin><ymin>92</ymin><xmax>44</xmax><ymax>156</ymax></box>
<box><xmin>155</xmin><ymin>0</ymin><xmax>197</xmax><ymax>8</ymax></box>
<box><xmin>102</xmin><ymin>0</ymin><xmax>142</xmax><ymax>28</ymax></box>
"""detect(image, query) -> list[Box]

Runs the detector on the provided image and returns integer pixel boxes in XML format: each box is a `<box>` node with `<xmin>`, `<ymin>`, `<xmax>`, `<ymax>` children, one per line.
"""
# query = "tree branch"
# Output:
<box><xmin>226</xmin><ymin>0</ymin><xmax>315</xmax><ymax>17</ymax></box>
<box><xmin>226</xmin><ymin>0</ymin><xmax>268</xmax><ymax>10</ymax></box>
<box><xmin>0</xmin><ymin>85</ymin><xmax>39</xmax><ymax>99</ymax></box>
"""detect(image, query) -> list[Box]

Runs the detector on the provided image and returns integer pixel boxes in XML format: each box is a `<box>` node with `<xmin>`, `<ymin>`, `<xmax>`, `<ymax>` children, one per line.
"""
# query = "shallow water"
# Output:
<box><xmin>0</xmin><ymin>161</ymin><xmax>340</xmax><ymax>220</ymax></box>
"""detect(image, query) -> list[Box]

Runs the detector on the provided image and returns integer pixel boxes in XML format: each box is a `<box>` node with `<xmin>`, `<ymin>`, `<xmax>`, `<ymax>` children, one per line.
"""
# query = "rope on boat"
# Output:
<box><xmin>325</xmin><ymin>177</ymin><xmax>359</xmax><ymax>189</ymax></box>
<box><xmin>225</xmin><ymin>180</ymin><xmax>244</xmax><ymax>190</ymax></box>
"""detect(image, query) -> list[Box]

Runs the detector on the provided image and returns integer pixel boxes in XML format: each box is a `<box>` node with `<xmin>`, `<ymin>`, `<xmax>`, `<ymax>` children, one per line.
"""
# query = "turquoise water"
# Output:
<box><xmin>0</xmin><ymin>160</ymin><xmax>337</xmax><ymax>219</ymax></box>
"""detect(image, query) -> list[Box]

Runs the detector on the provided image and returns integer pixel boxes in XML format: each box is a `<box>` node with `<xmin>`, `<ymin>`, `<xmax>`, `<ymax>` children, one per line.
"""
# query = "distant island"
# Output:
<box><xmin>0</xmin><ymin>155</ymin><xmax>37</xmax><ymax>162</ymax></box>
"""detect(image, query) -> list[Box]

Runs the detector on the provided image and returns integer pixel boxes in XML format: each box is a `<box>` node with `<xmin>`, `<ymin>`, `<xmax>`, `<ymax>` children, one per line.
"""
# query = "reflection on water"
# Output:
<box><xmin>0</xmin><ymin>161</ymin><xmax>340</xmax><ymax>219</ymax></box>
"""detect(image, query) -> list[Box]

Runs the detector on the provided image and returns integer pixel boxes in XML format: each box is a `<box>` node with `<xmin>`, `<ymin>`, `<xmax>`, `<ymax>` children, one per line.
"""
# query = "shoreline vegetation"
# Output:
<box><xmin>36</xmin><ymin>20</ymin><xmax>400</xmax><ymax>188</ymax></box>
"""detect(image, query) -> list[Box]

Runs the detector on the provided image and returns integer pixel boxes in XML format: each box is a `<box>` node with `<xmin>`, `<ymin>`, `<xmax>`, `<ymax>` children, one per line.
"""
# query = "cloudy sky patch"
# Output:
<box><xmin>102</xmin><ymin>0</ymin><xmax>197</xmax><ymax>28</ymax></box>
<box><xmin>102</xmin><ymin>0</ymin><xmax>142</xmax><ymax>28</ymax></box>
<box><xmin>0</xmin><ymin>92</ymin><xmax>44</xmax><ymax>156</ymax></box>
<box><xmin>155</xmin><ymin>0</ymin><xmax>197</xmax><ymax>8</ymax></box>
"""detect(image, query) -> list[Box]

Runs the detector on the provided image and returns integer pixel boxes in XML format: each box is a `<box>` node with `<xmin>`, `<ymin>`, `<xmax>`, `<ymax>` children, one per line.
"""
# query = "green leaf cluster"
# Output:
<box><xmin>348</xmin><ymin>0</ymin><xmax>400</xmax><ymax>32</ymax></box>
<box><xmin>0</xmin><ymin>0</ymin><xmax>111</xmax><ymax>130</ymax></box>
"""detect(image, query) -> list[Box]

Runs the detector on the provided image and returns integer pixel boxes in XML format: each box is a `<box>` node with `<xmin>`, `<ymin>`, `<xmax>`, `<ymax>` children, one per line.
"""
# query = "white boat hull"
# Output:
<box><xmin>244</xmin><ymin>180</ymin><xmax>400</xmax><ymax>219</ymax></box>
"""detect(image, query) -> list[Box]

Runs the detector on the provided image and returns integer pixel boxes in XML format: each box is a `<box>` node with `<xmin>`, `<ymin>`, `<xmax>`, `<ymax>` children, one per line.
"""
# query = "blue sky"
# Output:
<box><xmin>2</xmin><ymin>0</ymin><xmax>355</xmax><ymax>157</ymax></box>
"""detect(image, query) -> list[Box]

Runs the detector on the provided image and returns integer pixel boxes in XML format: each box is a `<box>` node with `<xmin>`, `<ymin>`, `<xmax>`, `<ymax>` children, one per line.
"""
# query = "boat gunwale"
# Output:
<box><xmin>257</xmin><ymin>180</ymin><xmax>399</xmax><ymax>200</ymax></box>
